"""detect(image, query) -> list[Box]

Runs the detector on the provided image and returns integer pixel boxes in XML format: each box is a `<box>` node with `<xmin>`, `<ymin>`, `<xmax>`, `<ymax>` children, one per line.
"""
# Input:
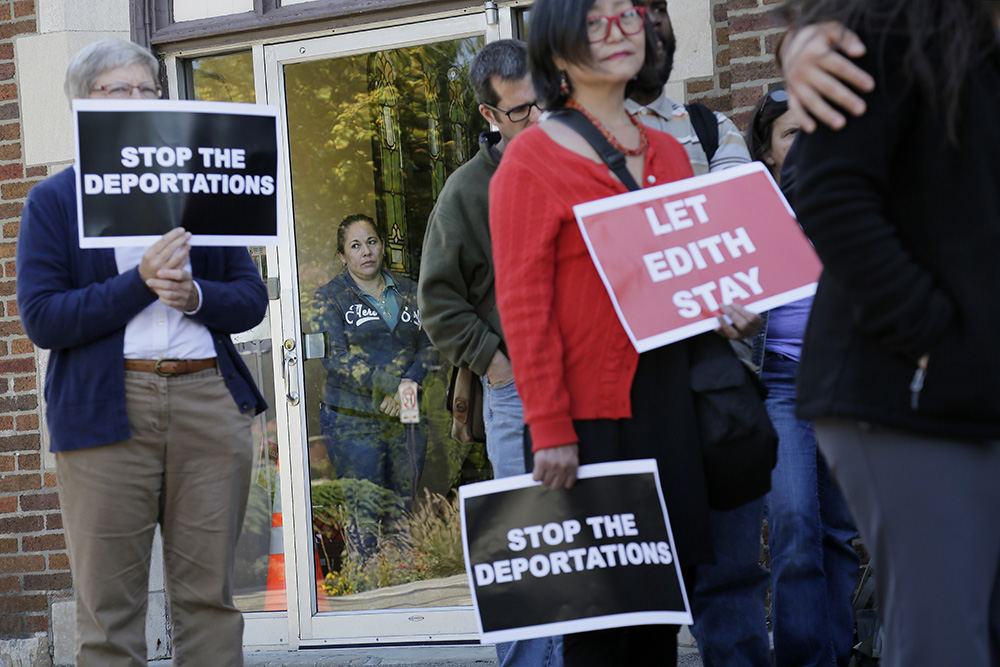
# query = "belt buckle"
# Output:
<box><xmin>154</xmin><ymin>358</ymin><xmax>184</xmax><ymax>377</ymax></box>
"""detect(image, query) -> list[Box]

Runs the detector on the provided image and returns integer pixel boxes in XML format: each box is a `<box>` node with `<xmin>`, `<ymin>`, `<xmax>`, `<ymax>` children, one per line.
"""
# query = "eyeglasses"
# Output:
<box><xmin>587</xmin><ymin>6</ymin><xmax>647</xmax><ymax>43</ymax></box>
<box><xmin>483</xmin><ymin>100</ymin><xmax>542</xmax><ymax>123</ymax></box>
<box><xmin>90</xmin><ymin>81</ymin><xmax>162</xmax><ymax>99</ymax></box>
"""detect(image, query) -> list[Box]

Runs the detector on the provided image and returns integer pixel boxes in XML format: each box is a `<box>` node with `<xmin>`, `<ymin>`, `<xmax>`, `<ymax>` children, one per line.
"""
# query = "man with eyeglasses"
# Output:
<box><xmin>17</xmin><ymin>39</ymin><xmax>267</xmax><ymax>665</ymax></box>
<box><xmin>624</xmin><ymin>4</ymin><xmax>777</xmax><ymax>667</ymax></box>
<box><xmin>626</xmin><ymin>1</ymin><xmax>751</xmax><ymax>175</ymax></box>
<box><xmin>417</xmin><ymin>39</ymin><xmax>560</xmax><ymax>667</ymax></box>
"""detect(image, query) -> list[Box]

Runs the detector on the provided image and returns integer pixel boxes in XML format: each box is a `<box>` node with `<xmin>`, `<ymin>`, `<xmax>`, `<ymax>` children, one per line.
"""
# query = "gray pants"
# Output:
<box><xmin>815</xmin><ymin>418</ymin><xmax>1000</xmax><ymax>667</ymax></box>
<box><xmin>56</xmin><ymin>368</ymin><xmax>254</xmax><ymax>667</ymax></box>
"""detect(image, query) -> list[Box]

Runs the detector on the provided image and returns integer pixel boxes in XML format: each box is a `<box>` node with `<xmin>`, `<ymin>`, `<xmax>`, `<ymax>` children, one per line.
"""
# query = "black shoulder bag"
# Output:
<box><xmin>548</xmin><ymin>108</ymin><xmax>777</xmax><ymax>510</ymax></box>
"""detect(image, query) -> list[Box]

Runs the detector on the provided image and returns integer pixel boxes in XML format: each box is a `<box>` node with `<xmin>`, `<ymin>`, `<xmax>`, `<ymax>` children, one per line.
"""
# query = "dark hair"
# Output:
<box><xmin>529</xmin><ymin>0</ymin><xmax>661</xmax><ymax>110</ymax></box>
<box><xmin>336</xmin><ymin>213</ymin><xmax>380</xmax><ymax>254</ymax></box>
<box><xmin>783</xmin><ymin>0</ymin><xmax>1000</xmax><ymax>144</ymax></box>
<box><xmin>468</xmin><ymin>39</ymin><xmax>530</xmax><ymax>106</ymax></box>
<box><xmin>746</xmin><ymin>87</ymin><xmax>789</xmax><ymax>163</ymax></box>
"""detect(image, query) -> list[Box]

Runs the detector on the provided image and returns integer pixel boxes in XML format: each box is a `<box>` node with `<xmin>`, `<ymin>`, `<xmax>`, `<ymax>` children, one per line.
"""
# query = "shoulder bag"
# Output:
<box><xmin>446</xmin><ymin>366</ymin><xmax>486</xmax><ymax>444</ymax></box>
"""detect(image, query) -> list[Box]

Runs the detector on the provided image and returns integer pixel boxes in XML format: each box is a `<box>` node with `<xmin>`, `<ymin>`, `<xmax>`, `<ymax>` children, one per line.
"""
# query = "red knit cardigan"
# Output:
<box><xmin>489</xmin><ymin>123</ymin><xmax>694</xmax><ymax>451</ymax></box>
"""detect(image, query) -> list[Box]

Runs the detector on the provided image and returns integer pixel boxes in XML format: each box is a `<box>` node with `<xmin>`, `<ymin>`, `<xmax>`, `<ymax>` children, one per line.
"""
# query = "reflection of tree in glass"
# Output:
<box><xmin>190</xmin><ymin>51</ymin><xmax>256</xmax><ymax>103</ymax></box>
<box><xmin>285</xmin><ymin>38</ymin><xmax>495</xmax><ymax>594</ymax></box>
<box><xmin>285</xmin><ymin>37</ymin><xmax>486</xmax><ymax>330</ymax></box>
<box><xmin>288</xmin><ymin>37</ymin><xmax>490</xmax><ymax>482</ymax></box>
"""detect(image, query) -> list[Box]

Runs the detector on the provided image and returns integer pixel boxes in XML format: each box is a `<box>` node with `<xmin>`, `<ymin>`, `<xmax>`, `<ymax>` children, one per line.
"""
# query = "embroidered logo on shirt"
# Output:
<box><xmin>344</xmin><ymin>303</ymin><xmax>381</xmax><ymax>326</ymax></box>
<box><xmin>400</xmin><ymin>306</ymin><xmax>421</xmax><ymax>327</ymax></box>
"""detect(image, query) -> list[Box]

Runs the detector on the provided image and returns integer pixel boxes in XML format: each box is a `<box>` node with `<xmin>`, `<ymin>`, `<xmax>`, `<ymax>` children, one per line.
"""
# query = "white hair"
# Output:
<box><xmin>64</xmin><ymin>39</ymin><xmax>159</xmax><ymax>101</ymax></box>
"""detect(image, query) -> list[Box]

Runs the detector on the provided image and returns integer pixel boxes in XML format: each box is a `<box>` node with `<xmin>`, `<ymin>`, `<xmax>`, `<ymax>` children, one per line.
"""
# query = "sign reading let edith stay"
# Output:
<box><xmin>574</xmin><ymin>162</ymin><xmax>821</xmax><ymax>351</ymax></box>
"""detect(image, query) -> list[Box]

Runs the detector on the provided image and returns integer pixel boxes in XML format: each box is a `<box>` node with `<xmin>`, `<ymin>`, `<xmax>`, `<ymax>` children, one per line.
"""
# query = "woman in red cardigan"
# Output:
<box><xmin>489</xmin><ymin>0</ymin><xmax>761</xmax><ymax>663</ymax></box>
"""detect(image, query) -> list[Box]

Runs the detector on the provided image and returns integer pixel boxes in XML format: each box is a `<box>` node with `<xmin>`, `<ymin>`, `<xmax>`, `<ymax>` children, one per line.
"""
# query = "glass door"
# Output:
<box><xmin>181</xmin><ymin>48</ymin><xmax>280</xmax><ymax>609</ymax></box>
<box><xmin>175</xmin><ymin>46</ymin><xmax>291</xmax><ymax>646</ymax></box>
<box><xmin>266</xmin><ymin>14</ymin><xmax>497</xmax><ymax>644</ymax></box>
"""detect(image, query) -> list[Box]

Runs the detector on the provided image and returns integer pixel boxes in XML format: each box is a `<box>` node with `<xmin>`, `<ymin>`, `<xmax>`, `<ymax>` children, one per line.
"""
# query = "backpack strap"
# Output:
<box><xmin>547</xmin><ymin>108</ymin><xmax>641</xmax><ymax>192</ymax></box>
<box><xmin>685</xmin><ymin>102</ymin><xmax>720</xmax><ymax>165</ymax></box>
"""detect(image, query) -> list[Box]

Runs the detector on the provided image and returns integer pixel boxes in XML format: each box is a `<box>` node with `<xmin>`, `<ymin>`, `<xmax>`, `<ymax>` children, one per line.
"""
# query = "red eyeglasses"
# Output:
<box><xmin>586</xmin><ymin>6</ymin><xmax>647</xmax><ymax>43</ymax></box>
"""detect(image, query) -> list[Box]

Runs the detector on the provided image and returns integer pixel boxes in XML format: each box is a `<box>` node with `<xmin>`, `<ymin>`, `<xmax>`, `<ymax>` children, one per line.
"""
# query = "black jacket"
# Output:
<box><xmin>791</xmin><ymin>21</ymin><xmax>1000</xmax><ymax>438</ymax></box>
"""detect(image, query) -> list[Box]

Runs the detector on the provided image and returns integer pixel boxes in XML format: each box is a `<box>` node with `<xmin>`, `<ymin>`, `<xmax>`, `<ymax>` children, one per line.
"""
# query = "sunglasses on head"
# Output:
<box><xmin>766</xmin><ymin>89</ymin><xmax>789</xmax><ymax>104</ymax></box>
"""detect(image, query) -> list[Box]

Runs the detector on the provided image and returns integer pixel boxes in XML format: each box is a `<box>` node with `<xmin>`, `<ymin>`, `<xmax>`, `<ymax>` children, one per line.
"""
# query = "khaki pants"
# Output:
<box><xmin>56</xmin><ymin>368</ymin><xmax>254</xmax><ymax>667</ymax></box>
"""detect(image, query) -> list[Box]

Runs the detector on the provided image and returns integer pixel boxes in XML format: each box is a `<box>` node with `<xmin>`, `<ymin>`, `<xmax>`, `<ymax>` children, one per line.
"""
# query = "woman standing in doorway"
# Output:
<box><xmin>313</xmin><ymin>214</ymin><xmax>432</xmax><ymax>500</ymax></box>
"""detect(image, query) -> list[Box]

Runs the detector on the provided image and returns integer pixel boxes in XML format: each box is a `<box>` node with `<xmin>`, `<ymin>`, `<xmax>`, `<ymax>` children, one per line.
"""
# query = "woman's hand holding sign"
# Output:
<box><xmin>534</xmin><ymin>444</ymin><xmax>580</xmax><ymax>490</ymax></box>
<box><xmin>531</xmin><ymin>303</ymin><xmax>760</xmax><ymax>494</ymax></box>
<box><xmin>140</xmin><ymin>227</ymin><xmax>200</xmax><ymax>312</ymax></box>
<box><xmin>714</xmin><ymin>303</ymin><xmax>762</xmax><ymax>340</ymax></box>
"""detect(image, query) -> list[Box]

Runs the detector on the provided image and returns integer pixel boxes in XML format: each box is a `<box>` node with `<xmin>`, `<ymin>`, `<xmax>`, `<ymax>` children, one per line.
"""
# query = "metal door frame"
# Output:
<box><xmin>264</xmin><ymin>10</ymin><xmax>499</xmax><ymax>647</ymax></box>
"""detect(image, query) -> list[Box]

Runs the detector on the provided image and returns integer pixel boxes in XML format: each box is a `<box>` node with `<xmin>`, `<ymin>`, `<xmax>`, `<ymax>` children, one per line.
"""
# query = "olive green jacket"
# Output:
<box><xmin>417</xmin><ymin>132</ymin><xmax>504</xmax><ymax>376</ymax></box>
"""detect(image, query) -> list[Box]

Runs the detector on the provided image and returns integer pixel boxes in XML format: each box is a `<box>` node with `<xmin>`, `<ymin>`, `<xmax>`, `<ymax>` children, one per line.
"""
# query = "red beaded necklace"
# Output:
<box><xmin>564</xmin><ymin>98</ymin><xmax>649</xmax><ymax>157</ymax></box>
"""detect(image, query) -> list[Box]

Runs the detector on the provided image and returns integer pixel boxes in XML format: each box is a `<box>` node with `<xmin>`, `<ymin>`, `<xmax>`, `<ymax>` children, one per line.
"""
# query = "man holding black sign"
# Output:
<box><xmin>16</xmin><ymin>39</ymin><xmax>267</xmax><ymax>666</ymax></box>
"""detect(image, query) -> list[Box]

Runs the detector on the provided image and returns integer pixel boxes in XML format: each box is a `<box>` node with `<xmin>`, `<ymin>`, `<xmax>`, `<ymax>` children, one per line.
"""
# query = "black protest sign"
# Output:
<box><xmin>459</xmin><ymin>460</ymin><xmax>692</xmax><ymax>643</ymax></box>
<box><xmin>73</xmin><ymin>99</ymin><xmax>279</xmax><ymax>248</ymax></box>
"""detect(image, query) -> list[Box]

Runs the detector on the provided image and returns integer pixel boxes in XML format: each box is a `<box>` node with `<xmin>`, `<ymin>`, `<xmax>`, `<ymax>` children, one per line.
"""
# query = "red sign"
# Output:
<box><xmin>574</xmin><ymin>162</ymin><xmax>820</xmax><ymax>352</ymax></box>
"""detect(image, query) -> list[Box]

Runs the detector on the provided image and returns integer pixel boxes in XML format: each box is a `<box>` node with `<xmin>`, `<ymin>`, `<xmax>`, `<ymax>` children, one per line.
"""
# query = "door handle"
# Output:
<box><xmin>281</xmin><ymin>338</ymin><xmax>300</xmax><ymax>406</ymax></box>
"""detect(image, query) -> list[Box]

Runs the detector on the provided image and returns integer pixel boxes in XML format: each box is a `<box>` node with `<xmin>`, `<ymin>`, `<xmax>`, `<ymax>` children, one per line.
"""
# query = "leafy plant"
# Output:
<box><xmin>311</xmin><ymin>477</ymin><xmax>404</xmax><ymax>570</ymax></box>
<box><xmin>407</xmin><ymin>489</ymin><xmax>464</xmax><ymax>578</ymax></box>
<box><xmin>320</xmin><ymin>488</ymin><xmax>465</xmax><ymax>596</ymax></box>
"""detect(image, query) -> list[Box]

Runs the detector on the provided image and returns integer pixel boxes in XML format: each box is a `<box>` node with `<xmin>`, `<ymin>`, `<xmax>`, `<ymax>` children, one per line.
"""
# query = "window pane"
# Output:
<box><xmin>189</xmin><ymin>51</ymin><xmax>256</xmax><ymax>103</ymax></box>
<box><xmin>284</xmin><ymin>35</ymin><xmax>492</xmax><ymax>612</ymax></box>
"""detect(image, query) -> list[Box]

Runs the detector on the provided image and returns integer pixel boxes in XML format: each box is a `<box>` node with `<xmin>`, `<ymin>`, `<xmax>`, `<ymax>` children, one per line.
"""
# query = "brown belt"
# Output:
<box><xmin>123</xmin><ymin>358</ymin><xmax>217</xmax><ymax>377</ymax></box>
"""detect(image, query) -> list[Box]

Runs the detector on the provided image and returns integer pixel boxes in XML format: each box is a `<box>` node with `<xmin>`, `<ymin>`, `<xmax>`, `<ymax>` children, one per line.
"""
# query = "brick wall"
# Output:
<box><xmin>687</xmin><ymin>0</ymin><xmax>788</xmax><ymax>133</ymax></box>
<box><xmin>0</xmin><ymin>0</ymin><xmax>68</xmax><ymax>641</ymax></box>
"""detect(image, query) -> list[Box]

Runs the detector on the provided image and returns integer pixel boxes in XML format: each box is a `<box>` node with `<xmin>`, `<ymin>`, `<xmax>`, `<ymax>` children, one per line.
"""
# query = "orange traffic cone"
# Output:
<box><xmin>264</xmin><ymin>476</ymin><xmax>285</xmax><ymax>611</ymax></box>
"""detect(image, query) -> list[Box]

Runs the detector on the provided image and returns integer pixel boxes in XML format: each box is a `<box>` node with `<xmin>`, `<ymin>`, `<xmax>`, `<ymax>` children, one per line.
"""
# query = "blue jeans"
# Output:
<box><xmin>481</xmin><ymin>375</ymin><xmax>563</xmax><ymax>667</ymax></box>
<box><xmin>481</xmin><ymin>376</ymin><xmax>530</xmax><ymax>479</ymax></box>
<box><xmin>690</xmin><ymin>498</ymin><xmax>771</xmax><ymax>667</ymax></box>
<box><xmin>319</xmin><ymin>403</ymin><xmax>427</xmax><ymax>499</ymax></box>
<box><xmin>763</xmin><ymin>352</ymin><xmax>859</xmax><ymax>667</ymax></box>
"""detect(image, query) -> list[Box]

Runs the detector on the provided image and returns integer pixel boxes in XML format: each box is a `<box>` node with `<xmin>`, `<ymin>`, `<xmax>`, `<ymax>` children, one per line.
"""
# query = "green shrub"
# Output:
<box><xmin>407</xmin><ymin>489</ymin><xmax>465</xmax><ymax>578</ymax></box>
<box><xmin>320</xmin><ymin>488</ymin><xmax>465</xmax><ymax>596</ymax></box>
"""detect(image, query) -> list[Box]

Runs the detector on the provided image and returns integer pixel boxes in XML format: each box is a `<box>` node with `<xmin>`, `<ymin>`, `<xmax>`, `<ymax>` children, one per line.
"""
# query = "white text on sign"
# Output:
<box><xmin>642</xmin><ymin>194</ymin><xmax>764</xmax><ymax>318</ymax></box>
<box><xmin>475</xmin><ymin>512</ymin><xmax>673</xmax><ymax>587</ymax></box>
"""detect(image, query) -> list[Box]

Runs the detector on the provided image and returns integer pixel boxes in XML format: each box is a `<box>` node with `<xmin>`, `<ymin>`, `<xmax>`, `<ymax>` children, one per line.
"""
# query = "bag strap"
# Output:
<box><xmin>685</xmin><ymin>102</ymin><xmax>719</xmax><ymax>165</ymax></box>
<box><xmin>547</xmin><ymin>108</ymin><xmax>641</xmax><ymax>192</ymax></box>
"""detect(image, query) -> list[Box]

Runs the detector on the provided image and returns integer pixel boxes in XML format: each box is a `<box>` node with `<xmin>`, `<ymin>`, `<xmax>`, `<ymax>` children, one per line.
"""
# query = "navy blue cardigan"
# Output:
<box><xmin>16</xmin><ymin>167</ymin><xmax>268</xmax><ymax>453</ymax></box>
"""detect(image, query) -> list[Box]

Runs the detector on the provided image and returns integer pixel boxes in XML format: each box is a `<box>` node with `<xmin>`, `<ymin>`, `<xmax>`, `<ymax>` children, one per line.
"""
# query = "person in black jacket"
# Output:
<box><xmin>784</xmin><ymin>1</ymin><xmax>1000</xmax><ymax>665</ymax></box>
<box><xmin>313</xmin><ymin>214</ymin><xmax>432</xmax><ymax>499</ymax></box>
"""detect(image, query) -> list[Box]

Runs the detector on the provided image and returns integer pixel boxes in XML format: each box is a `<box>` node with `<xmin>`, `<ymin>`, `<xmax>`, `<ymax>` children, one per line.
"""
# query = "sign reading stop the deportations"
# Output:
<box><xmin>574</xmin><ymin>162</ymin><xmax>820</xmax><ymax>351</ymax></box>
<box><xmin>460</xmin><ymin>460</ymin><xmax>691</xmax><ymax>644</ymax></box>
<box><xmin>73</xmin><ymin>98</ymin><xmax>279</xmax><ymax>249</ymax></box>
